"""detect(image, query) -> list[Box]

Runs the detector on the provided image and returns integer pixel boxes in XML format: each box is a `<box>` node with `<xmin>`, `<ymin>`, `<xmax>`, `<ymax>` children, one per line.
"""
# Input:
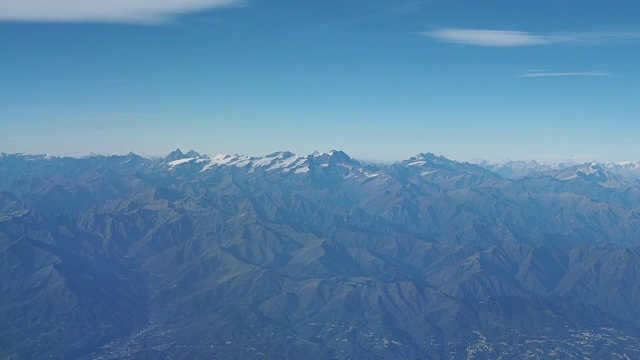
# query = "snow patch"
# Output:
<box><xmin>168</xmin><ymin>158</ymin><xmax>195</xmax><ymax>167</ymax></box>
<box><xmin>407</xmin><ymin>161</ymin><xmax>426</xmax><ymax>166</ymax></box>
<box><xmin>295</xmin><ymin>166</ymin><xmax>310</xmax><ymax>174</ymax></box>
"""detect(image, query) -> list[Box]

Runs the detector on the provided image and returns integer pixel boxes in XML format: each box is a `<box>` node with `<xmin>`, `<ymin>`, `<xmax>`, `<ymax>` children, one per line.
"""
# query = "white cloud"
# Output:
<box><xmin>421</xmin><ymin>28</ymin><xmax>640</xmax><ymax>47</ymax></box>
<box><xmin>423</xmin><ymin>29</ymin><xmax>549</xmax><ymax>47</ymax></box>
<box><xmin>0</xmin><ymin>0</ymin><xmax>244</xmax><ymax>24</ymax></box>
<box><xmin>517</xmin><ymin>70</ymin><xmax>612</xmax><ymax>78</ymax></box>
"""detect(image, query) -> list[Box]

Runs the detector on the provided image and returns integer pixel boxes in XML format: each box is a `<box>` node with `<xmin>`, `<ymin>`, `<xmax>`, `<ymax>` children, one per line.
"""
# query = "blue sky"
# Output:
<box><xmin>1</xmin><ymin>0</ymin><xmax>639</xmax><ymax>162</ymax></box>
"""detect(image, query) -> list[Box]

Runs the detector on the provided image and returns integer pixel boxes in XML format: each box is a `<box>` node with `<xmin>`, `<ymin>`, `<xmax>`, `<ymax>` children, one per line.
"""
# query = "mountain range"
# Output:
<box><xmin>2</xmin><ymin>149</ymin><xmax>640</xmax><ymax>359</ymax></box>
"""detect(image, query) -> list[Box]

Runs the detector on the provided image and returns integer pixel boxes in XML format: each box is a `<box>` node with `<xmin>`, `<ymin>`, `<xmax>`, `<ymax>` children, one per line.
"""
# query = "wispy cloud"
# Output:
<box><xmin>423</xmin><ymin>29</ymin><xmax>547</xmax><ymax>47</ymax></box>
<box><xmin>517</xmin><ymin>70</ymin><xmax>613</xmax><ymax>78</ymax></box>
<box><xmin>421</xmin><ymin>28</ymin><xmax>640</xmax><ymax>47</ymax></box>
<box><xmin>0</xmin><ymin>0</ymin><xmax>245</xmax><ymax>24</ymax></box>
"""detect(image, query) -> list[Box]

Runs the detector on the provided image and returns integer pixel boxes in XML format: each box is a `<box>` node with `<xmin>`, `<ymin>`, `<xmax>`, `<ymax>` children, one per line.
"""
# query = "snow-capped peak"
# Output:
<box><xmin>402</xmin><ymin>153</ymin><xmax>455</xmax><ymax>167</ymax></box>
<box><xmin>310</xmin><ymin>150</ymin><xmax>359</xmax><ymax>166</ymax></box>
<box><xmin>198</xmin><ymin>152</ymin><xmax>309</xmax><ymax>173</ymax></box>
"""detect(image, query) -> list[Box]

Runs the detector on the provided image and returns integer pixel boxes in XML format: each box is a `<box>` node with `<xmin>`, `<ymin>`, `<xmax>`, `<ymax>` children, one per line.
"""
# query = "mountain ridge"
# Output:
<box><xmin>3</xmin><ymin>149</ymin><xmax>640</xmax><ymax>358</ymax></box>
<box><xmin>6</xmin><ymin>148</ymin><xmax>640</xmax><ymax>180</ymax></box>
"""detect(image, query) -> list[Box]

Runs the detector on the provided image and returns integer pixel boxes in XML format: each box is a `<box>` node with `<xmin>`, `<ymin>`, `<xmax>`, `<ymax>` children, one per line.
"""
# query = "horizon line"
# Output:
<box><xmin>1</xmin><ymin>149</ymin><xmax>635</xmax><ymax>166</ymax></box>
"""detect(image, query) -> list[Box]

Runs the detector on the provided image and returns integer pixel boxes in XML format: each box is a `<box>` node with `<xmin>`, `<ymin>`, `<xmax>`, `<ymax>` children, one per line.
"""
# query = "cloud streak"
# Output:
<box><xmin>424</xmin><ymin>29</ymin><xmax>548</xmax><ymax>47</ymax></box>
<box><xmin>0</xmin><ymin>0</ymin><xmax>244</xmax><ymax>24</ymax></box>
<box><xmin>421</xmin><ymin>28</ymin><xmax>640</xmax><ymax>47</ymax></box>
<box><xmin>517</xmin><ymin>70</ymin><xmax>613</xmax><ymax>78</ymax></box>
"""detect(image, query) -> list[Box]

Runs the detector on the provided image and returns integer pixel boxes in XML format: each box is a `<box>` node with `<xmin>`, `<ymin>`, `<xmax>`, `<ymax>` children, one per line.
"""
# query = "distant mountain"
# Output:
<box><xmin>3</xmin><ymin>150</ymin><xmax>640</xmax><ymax>358</ymax></box>
<box><xmin>602</xmin><ymin>161</ymin><xmax>640</xmax><ymax>179</ymax></box>
<box><xmin>476</xmin><ymin>158</ymin><xmax>640</xmax><ymax>181</ymax></box>
<box><xmin>474</xmin><ymin>159</ymin><xmax>575</xmax><ymax>179</ymax></box>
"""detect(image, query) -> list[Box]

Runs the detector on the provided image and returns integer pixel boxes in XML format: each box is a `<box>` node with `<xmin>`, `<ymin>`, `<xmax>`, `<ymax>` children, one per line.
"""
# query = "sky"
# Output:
<box><xmin>1</xmin><ymin>0</ymin><xmax>640</xmax><ymax>163</ymax></box>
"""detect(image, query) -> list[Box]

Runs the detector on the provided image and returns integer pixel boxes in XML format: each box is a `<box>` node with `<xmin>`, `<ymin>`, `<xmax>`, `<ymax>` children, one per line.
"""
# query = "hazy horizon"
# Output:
<box><xmin>1</xmin><ymin>147</ymin><xmax>634</xmax><ymax>165</ymax></box>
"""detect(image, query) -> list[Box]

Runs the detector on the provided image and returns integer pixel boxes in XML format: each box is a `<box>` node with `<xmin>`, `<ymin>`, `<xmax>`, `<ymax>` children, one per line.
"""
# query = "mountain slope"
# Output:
<box><xmin>3</xmin><ymin>150</ymin><xmax>640</xmax><ymax>358</ymax></box>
